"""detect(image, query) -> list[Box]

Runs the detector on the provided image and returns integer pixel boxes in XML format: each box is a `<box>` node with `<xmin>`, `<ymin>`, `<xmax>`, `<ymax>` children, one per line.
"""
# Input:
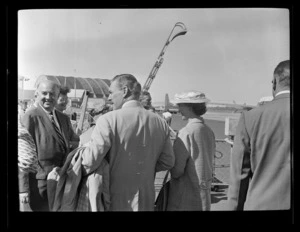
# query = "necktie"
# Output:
<box><xmin>49</xmin><ymin>112</ymin><xmax>67</xmax><ymax>152</ymax></box>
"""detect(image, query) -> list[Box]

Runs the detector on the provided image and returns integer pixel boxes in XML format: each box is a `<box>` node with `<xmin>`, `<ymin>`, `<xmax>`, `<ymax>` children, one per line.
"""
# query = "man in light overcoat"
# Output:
<box><xmin>80</xmin><ymin>74</ymin><xmax>175</xmax><ymax>211</ymax></box>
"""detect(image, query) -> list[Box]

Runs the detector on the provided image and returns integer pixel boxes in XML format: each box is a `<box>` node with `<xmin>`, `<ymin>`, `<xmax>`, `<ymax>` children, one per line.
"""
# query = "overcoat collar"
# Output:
<box><xmin>122</xmin><ymin>100</ymin><xmax>143</xmax><ymax>108</ymax></box>
<box><xmin>273</xmin><ymin>92</ymin><xmax>290</xmax><ymax>101</ymax></box>
<box><xmin>187</xmin><ymin>117</ymin><xmax>205</xmax><ymax>124</ymax></box>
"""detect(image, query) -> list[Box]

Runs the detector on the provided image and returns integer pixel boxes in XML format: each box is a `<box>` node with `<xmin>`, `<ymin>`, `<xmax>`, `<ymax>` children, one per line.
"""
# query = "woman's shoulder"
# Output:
<box><xmin>185</xmin><ymin>121</ymin><xmax>214</xmax><ymax>137</ymax></box>
<box><xmin>185</xmin><ymin>120</ymin><xmax>204</xmax><ymax>131</ymax></box>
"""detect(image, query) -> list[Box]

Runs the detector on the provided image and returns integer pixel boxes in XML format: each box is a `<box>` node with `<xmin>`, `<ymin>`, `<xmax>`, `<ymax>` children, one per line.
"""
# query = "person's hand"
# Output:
<box><xmin>19</xmin><ymin>192</ymin><xmax>30</xmax><ymax>204</ymax></box>
<box><xmin>47</xmin><ymin>167</ymin><xmax>61</xmax><ymax>181</ymax></box>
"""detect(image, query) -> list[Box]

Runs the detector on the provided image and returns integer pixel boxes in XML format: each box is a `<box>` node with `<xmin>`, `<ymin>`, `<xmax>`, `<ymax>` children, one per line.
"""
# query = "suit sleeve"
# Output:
<box><xmin>19</xmin><ymin>113</ymin><xmax>39</xmax><ymax>193</ymax></box>
<box><xmin>227</xmin><ymin>112</ymin><xmax>252</xmax><ymax>210</ymax></box>
<box><xmin>21</xmin><ymin>112</ymin><xmax>36</xmax><ymax>142</ymax></box>
<box><xmin>81</xmin><ymin>116</ymin><xmax>112</xmax><ymax>175</ymax></box>
<box><xmin>170</xmin><ymin>130</ymin><xmax>190</xmax><ymax>178</ymax></box>
<box><xmin>155</xmin><ymin>127</ymin><xmax>175</xmax><ymax>172</ymax></box>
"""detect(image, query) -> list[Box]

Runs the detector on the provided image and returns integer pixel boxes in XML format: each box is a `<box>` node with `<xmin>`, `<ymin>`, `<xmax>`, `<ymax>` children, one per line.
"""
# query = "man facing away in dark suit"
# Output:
<box><xmin>21</xmin><ymin>80</ymin><xmax>75</xmax><ymax>211</ymax></box>
<box><xmin>227</xmin><ymin>60</ymin><xmax>291</xmax><ymax>210</ymax></box>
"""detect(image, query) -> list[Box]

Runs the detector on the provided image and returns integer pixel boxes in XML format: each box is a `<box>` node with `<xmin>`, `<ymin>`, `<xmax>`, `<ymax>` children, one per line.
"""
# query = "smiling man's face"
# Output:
<box><xmin>36</xmin><ymin>81</ymin><xmax>60</xmax><ymax>112</ymax></box>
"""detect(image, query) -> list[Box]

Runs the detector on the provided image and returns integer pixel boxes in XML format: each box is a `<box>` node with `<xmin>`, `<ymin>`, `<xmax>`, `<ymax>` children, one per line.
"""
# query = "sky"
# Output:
<box><xmin>18</xmin><ymin>8</ymin><xmax>289</xmax><ymax>106</ymax></box>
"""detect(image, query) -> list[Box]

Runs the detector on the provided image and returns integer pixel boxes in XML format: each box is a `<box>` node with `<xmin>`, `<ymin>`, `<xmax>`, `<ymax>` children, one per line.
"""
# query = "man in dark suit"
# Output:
<box><xmin>227</xmin><ymin>60</ymin><xmax>291</xmax><ymax>210</ymax></box>
<box><xmin>21</xmin><ymin>80</ymin><xmax>75</xmax><ymax>211</ymax></box>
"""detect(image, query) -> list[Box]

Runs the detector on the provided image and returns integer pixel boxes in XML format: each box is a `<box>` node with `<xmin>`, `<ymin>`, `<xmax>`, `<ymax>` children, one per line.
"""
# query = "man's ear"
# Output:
<box><xmin>272</xmin><ymin>78</ymin><xmax>277</xmax><ymax>91</ymax></box>
<box><xmin>123</xmin><ymin>86</ymin><xmax>130</xmax><ymax>98</ymax></box>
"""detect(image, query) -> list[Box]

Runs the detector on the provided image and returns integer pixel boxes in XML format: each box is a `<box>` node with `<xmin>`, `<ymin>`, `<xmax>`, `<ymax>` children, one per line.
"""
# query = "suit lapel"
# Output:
<box><xmin>36</xmin><ymin>105</ymin><xmax>67</xmax><ymax>149</ymax></box>
<box><xmin>36</xmin><ymin>104</ymin><xmax>60</xmax><ymax>141</ymax></box>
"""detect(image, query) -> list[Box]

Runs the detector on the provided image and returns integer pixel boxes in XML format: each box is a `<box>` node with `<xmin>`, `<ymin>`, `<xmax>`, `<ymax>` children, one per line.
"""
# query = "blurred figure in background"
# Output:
<box><xmin>140</xmin><ymin>90</ymin><xmax>154</xmax><ymax>111</ymax></box>
<box><xmin>92</xmin><ymin>104</ymin><xmax>111</xmax><ymax>121</ymax></box>
<box><xmin>55</xmin><ymin>85</ymin><xmax>80</xmax><ymax>150</ymax></box>
<box><xmin>162</xmin><ymin>110</ymin><xmax>172</xmax><ymax>126</ymax></box>
<box><xmin>55</xmin><ymin>85</ymin><xmax>70</xmax><ymax>113</ymax></box>
<box><xmin>167</xmin><ymin>90</ymin><xmax>215</xmax><ymax>211</ymax></box>
<box><xmin>56</xmin><ymin>86</ymin><xmax>78</xmax><ymax>132</ymax></box>
<box><xmin>18</xmin><ymin>103</ymin><xmax>25</xmax><ymax>121</ymax></box>
<box><xmin>79</xmin><ymin>102</ymin><xmax>112</xmax><ymax>146</ymax></box>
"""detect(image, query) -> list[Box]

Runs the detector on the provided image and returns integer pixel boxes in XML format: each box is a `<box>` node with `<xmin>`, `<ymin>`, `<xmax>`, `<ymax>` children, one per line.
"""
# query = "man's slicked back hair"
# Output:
<box><xmin>112</xmin><ymin>74</ymin><xmax>141</xmax><ymax>98</ymax></box>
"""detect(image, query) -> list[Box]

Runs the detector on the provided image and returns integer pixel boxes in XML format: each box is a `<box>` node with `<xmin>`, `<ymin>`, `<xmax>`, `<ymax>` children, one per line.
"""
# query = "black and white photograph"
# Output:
<box><xmin>11</xmin><ymin>7</ymin><xmax>292</xmax><ymax>221</ymax></box>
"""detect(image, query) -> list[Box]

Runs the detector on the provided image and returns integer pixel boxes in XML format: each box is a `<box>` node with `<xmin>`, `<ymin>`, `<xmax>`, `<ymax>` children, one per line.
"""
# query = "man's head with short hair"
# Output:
<box><xmin>36</xmin><ymin>80</ymin><xmax>60</xmax><ymax>112</ymax></box>
<box><xmin>109</xmin><ymin>74</ymin><xmax>141</xmax><ymax>110</ymax></box>
<box><xmin>273</xmin><ymin>60</ymin><xmax>290</xmax><ymax>96</ymax></box>
<box><xmin>59</xmin><ymin>86</ymin><xmax>70</xmax><ymax>95</ymax></box>
<box><xmin>55</xmin><ymin>85</ymin><xmax>71</xmax><ymax>112</ymax></box>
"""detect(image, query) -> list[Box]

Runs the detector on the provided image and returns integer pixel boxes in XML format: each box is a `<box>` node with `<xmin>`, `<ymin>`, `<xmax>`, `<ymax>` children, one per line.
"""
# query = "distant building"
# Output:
<box><xmin>18</xmin><ymin>89</ymin><xmax>35</xmax><ymax>100</ymax></box>
<box><xmin>18</xmin><ymin>88</ymin><xmax>36</xmax><ymax>109</ymax></box>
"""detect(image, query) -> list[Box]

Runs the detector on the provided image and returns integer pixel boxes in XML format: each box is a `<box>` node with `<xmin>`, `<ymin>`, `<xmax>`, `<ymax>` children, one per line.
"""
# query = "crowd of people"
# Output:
<box><xmin>17</xmin><ymin>60</ymin><xmax>291</xmax><ymax>211</ymax></box>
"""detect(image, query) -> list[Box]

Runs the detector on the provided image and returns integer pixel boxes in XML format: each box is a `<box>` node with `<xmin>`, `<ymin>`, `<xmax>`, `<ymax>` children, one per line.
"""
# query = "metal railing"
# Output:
<box><xmin>212</xmin><ymin>139</ymin><xmax>231</xmax><ymax>191</ymax></box>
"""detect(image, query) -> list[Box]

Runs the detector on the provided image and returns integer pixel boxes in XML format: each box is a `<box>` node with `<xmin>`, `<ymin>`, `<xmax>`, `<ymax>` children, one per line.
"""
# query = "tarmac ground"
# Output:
<box><xmin>211</xmin><ymin>185</ymin><xmax>229</xmax><ymax>211</ymax></box>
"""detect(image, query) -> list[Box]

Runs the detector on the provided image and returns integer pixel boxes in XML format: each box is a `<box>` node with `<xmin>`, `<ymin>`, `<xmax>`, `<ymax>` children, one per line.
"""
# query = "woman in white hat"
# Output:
<box><xmin>167</xmin><ymin>91</ymin><xmax>215</xmax><ymax>211</ymax></box>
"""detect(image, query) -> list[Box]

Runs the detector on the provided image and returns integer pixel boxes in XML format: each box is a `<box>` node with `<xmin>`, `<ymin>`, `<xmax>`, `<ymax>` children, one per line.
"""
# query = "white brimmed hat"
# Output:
<box><xmin>173</xmin><ymin>90</ymin><xmax>210</xmax><ymax>104</ymax></box>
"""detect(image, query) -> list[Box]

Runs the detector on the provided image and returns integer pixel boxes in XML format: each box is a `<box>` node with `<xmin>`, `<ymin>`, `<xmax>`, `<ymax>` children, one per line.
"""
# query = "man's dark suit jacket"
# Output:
<box><xmin>21</xmin><ymin>104</ymin><xmax>78</xmax><ymax>187</ymax></box>
<box><xmin>227</xmin><ymin>93</ymin><xmax>290</xmax><ymax>210</ymax></box>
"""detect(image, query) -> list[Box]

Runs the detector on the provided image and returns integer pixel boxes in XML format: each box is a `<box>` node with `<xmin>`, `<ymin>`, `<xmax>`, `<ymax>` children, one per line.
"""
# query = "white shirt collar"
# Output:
<box><xmin>188</xmin><ymin>117</ymin><xmax>204</xmax><ymax>124</ymax></box>
<box><xmin>38</xmin><ymin>103</ymin><xmax>60</xmax><ymax>128</ymax></box>
<box><xmin>39</xmin><ymin>103</ymin><xmax>50</xmax><ymax>114</ymax></box>
<box><xmin>122</xmin><ymin>100</ymin><xmax>141</xmax><ymax>108</ymax></box>
<box><xmin>39</xmin><ymin>103</ymin><xmax>55</xmax><ymax>115</ymax></box>
<box><xmin>275</xmin><ymin>90</ymin><xmax>290</xmax><ymax>97</ymax></box>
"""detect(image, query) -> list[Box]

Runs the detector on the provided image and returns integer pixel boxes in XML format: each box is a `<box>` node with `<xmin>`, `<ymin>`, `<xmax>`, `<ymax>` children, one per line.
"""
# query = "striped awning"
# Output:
<box><xmin>35</xmin><ymin>75</ymin><xmax>111</xmax><ymax>98</ymax></box>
